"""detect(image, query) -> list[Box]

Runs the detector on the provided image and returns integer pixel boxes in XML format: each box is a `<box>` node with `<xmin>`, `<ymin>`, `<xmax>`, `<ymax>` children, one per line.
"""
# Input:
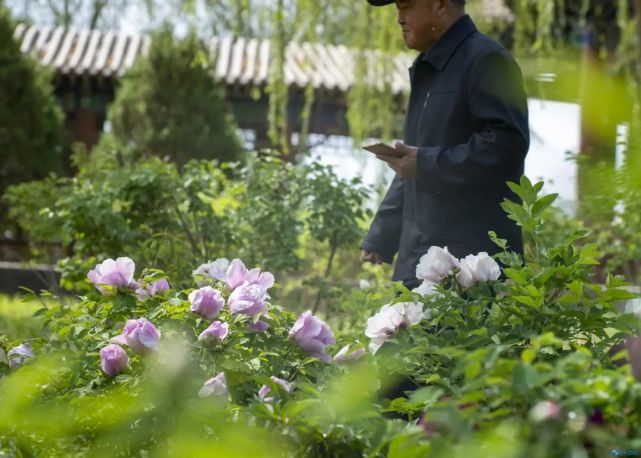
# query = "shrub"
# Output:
<box><xmin>0</xmin><ymin>1</ymin><xmax>65</xmax><ymax>231</ymax></box>
<box><xmin>97</xmin><ymin>27</ymin><xmax>243</xmax><ymax>167</ymax></box>
<box><xmin>1</xmin><ymin>178</ymin><xmax>640</xmax><ymax>457</ymax></box>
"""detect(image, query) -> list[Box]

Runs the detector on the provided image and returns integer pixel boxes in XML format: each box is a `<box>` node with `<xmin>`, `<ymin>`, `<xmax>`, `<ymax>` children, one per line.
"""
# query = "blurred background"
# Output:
<box><xmin>1</xmin><ymin>0</ymin><xmax>640</xmax><ymax>313</ymax></box>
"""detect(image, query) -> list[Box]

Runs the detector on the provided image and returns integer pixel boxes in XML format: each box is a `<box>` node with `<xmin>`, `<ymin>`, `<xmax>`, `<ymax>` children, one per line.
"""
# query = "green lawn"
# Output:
<box><xmin>0</xmin><ymin>294</ymin><xmax>44</xmax><ymax>339</ymax></box>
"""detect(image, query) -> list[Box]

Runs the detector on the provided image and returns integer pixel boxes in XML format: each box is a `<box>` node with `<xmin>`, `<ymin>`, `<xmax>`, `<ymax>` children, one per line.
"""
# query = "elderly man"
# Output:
<box><xmin>360</xmin><ymin>0</ymin><xmax>530</xmax><ymax>291</ymax></box>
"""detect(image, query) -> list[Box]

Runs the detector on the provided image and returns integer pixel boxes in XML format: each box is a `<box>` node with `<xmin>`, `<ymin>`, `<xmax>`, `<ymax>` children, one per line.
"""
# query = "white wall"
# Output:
<box><xmin>305</xmin><ymin>98</ymin><xmax>582</xmax><ymax>213</ymax></box>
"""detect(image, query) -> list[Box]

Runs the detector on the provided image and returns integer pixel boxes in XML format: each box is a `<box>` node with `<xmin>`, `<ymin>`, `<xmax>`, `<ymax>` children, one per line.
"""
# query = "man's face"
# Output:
<box><xmin>395</xmin><ymin>0</ymin><xmax>443</xmax><ymax>51</ymax></box>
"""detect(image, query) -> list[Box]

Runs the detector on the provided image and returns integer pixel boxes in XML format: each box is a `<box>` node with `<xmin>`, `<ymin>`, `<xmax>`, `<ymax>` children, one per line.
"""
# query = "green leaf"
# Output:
<box><xmin>578</xmin><ymin>243</ymin><xmax>601</xmax><ymax>265</ymax></box>
<box><xmin>505</xmin><ymin>268</ymin><xmax>527</xmax><ymax>284</ymax></box>
<box><xmin>408</xmin><ymin>386</ymin><xmax>444</xmax><ymax>405</ymax></box>
<box><xmin>514</xmin><ymin>296</ymin><xmax>537</xmax><ymax>308</ymax></box>
<box><xmin>531</xmin><ymin>193</ymin><xmax>558</xmax><ymax>217</ymax></box>
<box><xmin>501</xmin><ymin>200</ymin><xmax>529</xmax><ymax>225</ymax></box>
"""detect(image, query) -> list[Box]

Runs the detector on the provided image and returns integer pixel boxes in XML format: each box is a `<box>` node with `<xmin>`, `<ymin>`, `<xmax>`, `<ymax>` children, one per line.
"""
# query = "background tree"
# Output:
<box><xmin>5</xmin><ymin>0</ymin><xmax>154</xmax><ymax>30</ymax></box>
<box><xmin>0</xmin><ymin>0</ymin><xmax>65</xmax><ymax>232</ymax></box>
<box><xmin>96</xmin><ymin>27</ymin><xmax>243</xmax><ymax>168</ymax></box>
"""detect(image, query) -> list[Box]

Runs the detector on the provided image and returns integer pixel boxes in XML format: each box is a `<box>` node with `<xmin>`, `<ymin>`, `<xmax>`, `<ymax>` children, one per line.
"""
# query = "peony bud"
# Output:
<box><xmin>100</xmin><ymin>344</ymin><xmax>129</xmax><ymax>377</ymax></box>
<box><xmin>112</xmin><ymin>318</ymin><xmax>161</xmax><ymax>355</ymax></box>
<box><xmin>258</xmin><ymin>376</ymin><xmax>292</xmax><ymax>402</ymax></box>
<box><xmin>198</xmin><ymin>321</ymin><xmax>229</xmax><ymax>343</ymax></box>
<box><xmin>289</xmin><ymin>311</ymin><xmax>335</xmax><ymax>363</ymax></box>
<box><xmin>246</xmin><ymin>320</ymin><xmax>270</xmax><ymax>332</ymax></box>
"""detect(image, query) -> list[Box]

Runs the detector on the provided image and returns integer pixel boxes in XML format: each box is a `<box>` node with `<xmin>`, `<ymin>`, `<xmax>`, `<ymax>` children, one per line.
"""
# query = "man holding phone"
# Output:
<box><xmin>360</xmin><ymin>0</ymin><xmax>530</xmax><ymax>290</ymax></box>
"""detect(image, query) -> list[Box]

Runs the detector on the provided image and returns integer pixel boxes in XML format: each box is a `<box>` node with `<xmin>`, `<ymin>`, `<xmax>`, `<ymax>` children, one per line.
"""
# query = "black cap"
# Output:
<box><xmin>367</xmin><ymin>0</ymin><xmax>394</xmax><ymax>5</ymax></box>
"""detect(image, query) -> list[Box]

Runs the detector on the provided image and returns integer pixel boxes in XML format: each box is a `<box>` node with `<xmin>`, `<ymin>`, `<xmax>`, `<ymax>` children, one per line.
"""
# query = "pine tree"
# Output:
<box><xmin>101</xmin><ymin>27</ymin><xmax>243</xmax><ymax>167</ymax></box>
<box><xmin>0</xmin><ymin>0</ymin><xmax>65</xmax><ymax>199</ymax></box>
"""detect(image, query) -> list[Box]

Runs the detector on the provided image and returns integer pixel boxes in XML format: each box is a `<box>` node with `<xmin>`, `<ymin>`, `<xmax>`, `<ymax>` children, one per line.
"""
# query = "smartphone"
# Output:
<box><xmin>362</xmin><ymin>142</ymin><xmax>404</xmax><ymax>157</ymax></box>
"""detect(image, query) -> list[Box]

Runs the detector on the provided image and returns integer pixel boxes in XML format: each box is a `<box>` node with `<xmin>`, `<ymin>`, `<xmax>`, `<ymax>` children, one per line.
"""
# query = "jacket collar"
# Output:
<box><xmin>414</xmin><ymin>15</ymin><xmax>477</xmax><ymax>72</ymax></box>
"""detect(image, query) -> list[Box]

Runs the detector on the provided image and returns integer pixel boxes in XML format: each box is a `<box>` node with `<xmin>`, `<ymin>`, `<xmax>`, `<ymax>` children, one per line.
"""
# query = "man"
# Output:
<box><xmin>360</xmin><ymin>0</ymin><xmax>530</xmax><ymax>291</ymax></box>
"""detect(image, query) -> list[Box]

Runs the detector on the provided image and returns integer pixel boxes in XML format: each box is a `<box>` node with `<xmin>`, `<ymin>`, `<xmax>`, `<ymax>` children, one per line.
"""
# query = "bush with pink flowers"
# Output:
<box><xmin>1</xmin><ymin>178</ymin><xmax>641</xmax><ymax>457</ymax></box>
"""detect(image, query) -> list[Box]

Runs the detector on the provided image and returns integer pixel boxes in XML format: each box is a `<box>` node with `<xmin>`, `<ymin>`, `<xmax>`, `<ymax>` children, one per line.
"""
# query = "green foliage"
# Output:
<box><xmin>4</xmin><ymin>154</ymin><xmax>372</xmax><ymax>303</ymax></box>
<box><xmin>231</xmin><ymin>156</ymin><xmax>306</xmax><ymax>272</ymax></box>
<box><xmin>98</xmin><ymin>27</ymin><xmax>243</xmax><ymax>168</ymax></box>
<box><xmin>0</xmin><ymin>2</ymin><xmax>65</xmax><ymax>210</ymax></box>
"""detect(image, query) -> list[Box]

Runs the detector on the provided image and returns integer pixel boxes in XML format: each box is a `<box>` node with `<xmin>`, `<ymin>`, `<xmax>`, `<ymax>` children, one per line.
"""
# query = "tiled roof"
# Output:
<box><xmin>14</xmin><ymin>0</ymin><xmax>513</xmax><ymax>94</ymax></box>
<box><xmin>210</xmin><ymin>36</ymin><xmax>415</xmax><ymax>94</ymax></box>
<box><xmin>15</xmin><ymin>24</ymin><xmax>415</xmax><ymax>94</ymax></box>
<box><xmin>14</xmin><ymin>24</ymin><xmax>150</xmax><ymax>78</ymax></box>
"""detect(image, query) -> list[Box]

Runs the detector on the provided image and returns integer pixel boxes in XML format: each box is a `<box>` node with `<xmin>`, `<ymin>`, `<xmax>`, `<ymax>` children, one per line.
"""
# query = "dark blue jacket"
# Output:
<box><xmin>361</xmin><ymin>15</ymin><xmax>530</xmax><ymax>282</ymax></box>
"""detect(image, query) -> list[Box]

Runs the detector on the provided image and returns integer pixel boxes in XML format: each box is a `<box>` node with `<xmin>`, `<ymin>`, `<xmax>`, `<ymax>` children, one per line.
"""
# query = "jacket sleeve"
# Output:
<box><xmin>360</xmin><ymin>174</ymin><xmax>404</xmax><ymax>263</ymax></box>
<box><xmin>415</xmin><ymin>49</ymin><xmax>529</xmax><ymax>192</ymax></box>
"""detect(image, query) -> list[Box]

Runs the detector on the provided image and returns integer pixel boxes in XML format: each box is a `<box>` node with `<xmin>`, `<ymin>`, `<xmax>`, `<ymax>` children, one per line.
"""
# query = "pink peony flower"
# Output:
<box><xmin>289</xmin><ymin>311</ymin><xmax>335</xmax><ymax>363</ymax></box>
<box><xmin>135</xmin><ymin>278</ymin><xmax>170</xmax><ymax>301</ymax></box>
<box><xmin>225</xmin><ymin>258</ymin><xmax>249</xmax><ymax>290</ymax></box>
<box><xmin>100</xmin><ymin>344</ymin><xmax>129</xmax><ymax>377</ymax></box>
<box><xmin>198</xmin><ymin>321</ymin><xmax>229</xmax><ymax>343</ymax></box>
<box><xmin>87</xmin><ymin>257</ymin><xmax>136</xmax><ymax>294</ymax></box>
<box><xmin>228</xmin><ymin>282</ymin><xmax>267</xmax><ymax>316</ymax></box>
<box><xmin>258</xmin><ymin>376</ymin><xmax>292</xmax><ymax>402</ymax></box>
<box><xmin>246</xmin><ymin>320</ymin><xmax>270</xmax><ymax>332</ymax></box>
<box><xmin>189</xmin><ymin>286</ymin><xmax>225</xmax><ymax>320</ymax></box>
<box><xmin>245</xmin><ymin>268</ymin><xmax>275</xmax><ymax>293</ymax></box>
<box><xmin>224</xmin><ymin>258</ymin><xmax>275</xmax><ymax>293</ymax></box>
<box><xmin>111</xmin><ymin>318</ymin><xmax>161</xmax><ymax>355</ymax></box>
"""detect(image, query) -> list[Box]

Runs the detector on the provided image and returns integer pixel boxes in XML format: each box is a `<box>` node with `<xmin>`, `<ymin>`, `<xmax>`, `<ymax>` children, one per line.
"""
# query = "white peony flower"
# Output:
<box><xmin>415</xmin><ymin>246</ymin><xmax>460</xmax><ymax>283</ymax></box>
<box><xmin>456</xmin><ymin>252</ymin><xmax>501</xmax><ymax>288</ymax></box>
<box><xmin>412</xmin><ymin>280</ymin><xmax>439</xmax><ymax>298</ymax></box>
<box><xmin>7</xmin><ymin>343</ymin><xmax>34</xmax><ymax>369</ymax></box>
<box><xmin>199</xmin><ymin>372</ymin><xmax>228</xmax><ymax>398</ymax></box>
<box><xmin>333</xmin><ymin>344</ymin><xmax>366</xmax><ymax>363</ymax></box>
<box><xmin>192</xmin><ymin>258</ymin><xmax>230</xmax><ymax>286</ymax></box>
<box><xmin>402</xmin><ymin>302</ymin><xmax>425</xmax><ymax>326</ymax></box>
<box><xmin>365</xmin><ymin>302</ymin><xmax>425</xmax><ymax>354</ymax></box>
<box><xmin>365</xmin><ymin>305</ymin><xmax>404</xmax><ymax>354</ymax></box>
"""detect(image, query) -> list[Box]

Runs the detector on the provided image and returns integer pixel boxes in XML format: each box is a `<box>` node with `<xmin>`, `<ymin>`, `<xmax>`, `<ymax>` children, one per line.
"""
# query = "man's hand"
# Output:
<box><xmin>360</xmin><ymin>249</ymin><xmax>385</xmax><ymax>265</ymax></box>
<box><xmin>375</xmin><ymin>142</ymin><xmax>418</xmax><ymax>178</ymax></box>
